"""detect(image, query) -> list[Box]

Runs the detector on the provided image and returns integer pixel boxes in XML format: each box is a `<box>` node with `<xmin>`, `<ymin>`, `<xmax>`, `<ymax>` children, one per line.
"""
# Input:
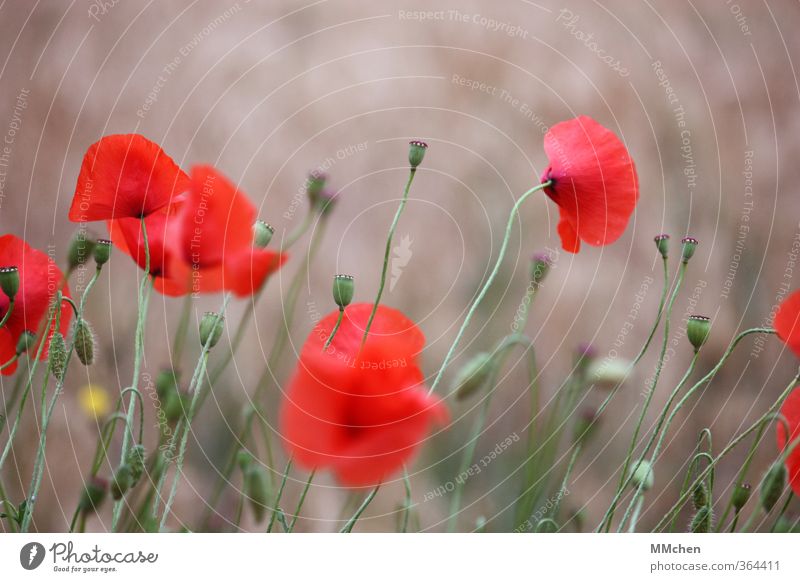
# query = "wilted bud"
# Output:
<box><xmin>759</xmin><ymin>462</ymin><xmax>786</xmax><ymax>512</ymax></box>
<box><xmin>687</xmin><ymin>315</ymin><xmax>711</xmax><ymax>352</ymax></box>
<box><xmin>126</xmin><ymin>444</ymin><xmax>146</xmax><ymax>486</ymax></box>
<box><xmin>0</xmin><ymin>266</ymin><xmax>19</xmax><ymax>300</ymax></box>
<box><xmin>530</xmin><ymin>252</ymin><xmax>552</xmax><ymax>287</ymax></box>
<box><xmin>630</xmin><ymin>460</ymin><xmax>654</xmax><ymax>492</ymax></box>
<box><xmin>332</xmin><ymin>274</ymin><xmax>354</xmax><ymax>308</ymax></box>
<box><xmin>199</xmin><ymin>312</ymin><xmax>224</xmax><ymax>348</ymax></box>
<box><xmin>68</xmin><ymin>232</ymin><xmax>96</xmax><ymax>271</ymax></box>
<box><xmin>48</xmin><ymin>331</ymin><xmax>67</xmax><ymax>381</ymax></box>
<box><xmin>573</xmin><ymin>409</ymin><xmax>599</xmax><ymax>445</ymax></box>
<box><xmin>73</xmin><ymin>319</ymin><xmax>95</xmax><ymax>366</ymax></box>
<box><xmin>692</xmin><ymin>481</ymin><xmax>709</xmax><ymax>510</ymax></box>
<box><xmin>408</xmin><ymin>140</ymin><xmax>428</xmax><ymax>169</ymax></box>
<box><xmin>681</xmin><ymin>237</ymin><xmax>699</xmax><ymax>263</ymax></box>
<box><xmin>15</xmin><ymin>330</ymin><xmax>36</xmax><ymax>355</ymax></box>
<box><xmin>453</xmin><ymin>351</ymin><xmax>494</xmax><ymax>401</ymax></box>
<box><xmin>536</xmin><ymin>518</ymin><xmax>558</xmax><ymax>533</ymax></box>
<box><xmin>110</xmin><ymin>464</ymin><xmax>133</xmax><ymax>500</ymax></box>
<box><xmin>93</xmin><ymin>239</ymin><xmax>112</xmax><ymax>266</ymax></box>
<box><xmin>306</xmin><ymin>171</ymin><xmax>327</xmax><ymax>205</ymax></box>
<box><xmin>244</xmin><ymin>465</ymin><xmax>271</xmax><ymax>523</ymax></box>
<box><xmin>732</xmin><ymin>482</ymin><xmax>751</xmax><ymax>511</ymax></box>
<box><xmin>689</xmin><ymin>505</ymin><xmax>712</xmax><ymax>533</ymax></box>
<box><xmin>79</xmin><ymin>476</ymin><xmax>108</xmax><ymax>515</ymax></box>
<box><xmin>253</xmin><ymin>220</ymin><xmax>274</xmax><ymax>249</ymax></box>
<box><xmin>587</xmin><ymin>358</ymin><xmax>630</xmax><ymax>389</ymax></box>
<box><xmin>654</xmin><ymin>234</ymin><xmax>670</xmax><ymax>259</ymax></box>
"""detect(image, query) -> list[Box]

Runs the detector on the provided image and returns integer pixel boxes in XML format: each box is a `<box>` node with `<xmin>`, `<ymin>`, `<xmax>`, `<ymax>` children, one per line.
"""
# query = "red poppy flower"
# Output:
<box><xmin>69</xmin><ymin>134</ymin><xmax>190</xmax><ymax>222</ymax></box>
<box><xmin>0</xmin><ymin>235</ymin><xmax>72</xmax><ymax>375</ymax></box>
<box><xmin>774</xmin><ymin>290</ymin><xmax>800</xmax><ymax>357</ymax></box>
<box><xmin>280</xmin><ymin>303</ymin><xmax>448</xmax><ymax>487</ymax></box>
<box><xmin>777</xmin><ymin>387</ymin><xmax>800</xmax><ymax>496</ymax></box>
<box><xmin>540</xmin><ymin>116</ymin><xmax>639</xmax><ymax>253</ymax></box>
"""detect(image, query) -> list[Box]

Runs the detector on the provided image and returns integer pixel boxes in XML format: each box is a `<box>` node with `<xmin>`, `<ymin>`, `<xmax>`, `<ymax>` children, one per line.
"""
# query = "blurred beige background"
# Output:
<box><xmin>1</xmin><ymin>0</ymin><xmax>799</xmax><ymax>532</ymax></box>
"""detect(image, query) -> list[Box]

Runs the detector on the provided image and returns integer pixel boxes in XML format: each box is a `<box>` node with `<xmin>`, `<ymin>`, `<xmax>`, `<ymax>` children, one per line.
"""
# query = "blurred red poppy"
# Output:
<box><xmin>0</xmin><ymin>235</ymin><xmax>72</xmax><ymax>375</ymax></box>
<box><xmin>69</xmin><ymin>134</ymin><xmax>190</xmax><ymax>222</ymax></box>
<box><xmin>280</xmin><ymin>303</ymin><xmax>448</xmax><ymax>487</ymax></box>
<box><xmin>777</xmin><ymin>387</ymin><xmax>800</xmax><ymax>496</ymax></box>
<box><xmin>541</xmin><ymin>116</ymin><xmax>639</xmax><ymax>253</ymax></box>
<box><xmin>774</xmin><ymin>290</ymin><xmax>800</xmax><ymax>357</ymax></box>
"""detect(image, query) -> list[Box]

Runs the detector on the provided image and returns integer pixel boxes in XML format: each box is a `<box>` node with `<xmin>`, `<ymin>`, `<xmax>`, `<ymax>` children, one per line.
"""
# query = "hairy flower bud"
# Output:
<box><xmin>692</xmin><ymin>481</ymin><xmax>709</xmax><ymax>510</ymax></box>
<box><xmin>48</xmin><ymin>331</ymin><xmax>67</xmax><ymax>381</ymax></box>
<box><xmin>0</xmin><ymin>266</ymin><xmax>19</xmax><ymax>300</ymax></box>
<box><xmin>253</xmin><ymin>220</ymin><xmax>274</xmax><ymax>249</ymax></box>
<box><xmin>111</xmin><ymin>464</ymin><xmax>133</xmax><ymax>500</ymax></box>
<box><xmin>732</xmin><ymin>482</ymin><xmax>751</xmax><ymax>511</ymax></box>
<box><xmin>453</xmin><ymin>351</ymin><xmax>494</xmax><ymax>401</ymax></box>
<box><xmin>690</xmin><ymin>505</ymin><xmax>712</xmax><ymax>533</ymax></box>
<box><xmin>759</xmin><ymin>463</ymin><xmax>786</xmax><ymax>512</ymax></box>
<box><xmin>15</xmin><ymin>330</ymin><xmax>36</xmax><ymax>355</ymax></box>
<box><xmin>332</xmin><ymin>274</ymin><xmax>354</xmax><ymax>308</ymax></box>
<box><xmin>199</xmin><ymin>312</ymin><xmax>224</xmax><ymax>348</ymax></box>
<box><xmin>408</xmin><ymin>140</ymin><xmax>428</xmax><ymax>169</ymax></box>
<box><xmin>79</xmin><ymin>476</ymin><xmax>108</xmax><ymax>515</ymax></box>
<box><xmin>654</xmin><ymin>234</ymin><xmax>669</xmax><ymax>259</ymax></box>
<box><xmin>630</xmin><ymin>460</ymin><xmax>654</xmax><ymax>491</ymax></box>
<box><xmin>245</xmin><ymin>465</ymin><xmax>271</xmax><ymax>523</ymax></box>
<box><xmin>681</xmin><ymin>237</ymin><xmax>699</xmax><ymax>263</ymax></box>
<box><xmin>73</xmin><ymin>319</ymin><xmax>95</xmax><ymax>366</ymax></box>
<box><xmin>687</xmin><ymin>315</ymin><xmax>711</xmax><ymax>352</ymax></box>
<box><xmin>126</xmin><ymin>444</ymin><xmax>146</xmax><ymax>486</ymax></box>
<box><xmin>93</xmin><ymin>239</ymin><xmax>112</xmax><ymax>266</ymax></box>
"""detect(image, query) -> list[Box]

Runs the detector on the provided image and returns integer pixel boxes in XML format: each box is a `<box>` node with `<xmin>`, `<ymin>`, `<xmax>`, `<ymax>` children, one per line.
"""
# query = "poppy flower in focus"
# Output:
<box><xmin>69</xmin><ymin>134</ymin><xmax>190</xmax><ymax>222</ymax></box>
<box><xmin>540</xmin><ymin>116</ymin><xmax>639</xmax><ymax>253</ymax></box>
<box><xmin>0</xmin><ymin>235</ymin><xmax>72</xmax><ymax>375</ymax></box>
<box><xmin>280</xmin><ymin>303</ymin><xmax>448</xmax><ymax>487</ymax></box>
<box><xmin>777</xmin><ymin>387</ymin><xmax>800</xmax><ymax>496</ymax></box>
<box><xmin>774</xmin><ymin>290</ymin><xmax>800</xmax><ymax>358</ymax></box>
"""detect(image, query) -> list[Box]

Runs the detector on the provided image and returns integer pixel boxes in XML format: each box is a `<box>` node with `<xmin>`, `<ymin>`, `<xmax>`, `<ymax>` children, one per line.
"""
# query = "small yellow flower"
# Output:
<box><xmin>78</xmin><ymin>384</ymin><xmax>110</xmax><ymax>419</ymax></box>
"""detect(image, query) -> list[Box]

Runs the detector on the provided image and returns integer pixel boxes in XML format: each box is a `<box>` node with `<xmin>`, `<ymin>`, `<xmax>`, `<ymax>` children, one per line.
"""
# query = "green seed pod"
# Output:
<box><xmin>73</xmin><ymin>319</ymin><xmax>95</xmax><ymax>366</ymax></box>
<box><xmin>689</xmin><ymin>506</ymin><xmax>712</xmax><ymax>533</ymax></box>
<box><xmin>654</xmin><ymin>234</ymin><xmax>670</xmax><ymax>259</ymax></box>
<box><xmin>536</xmin><ymin>518</ymin><xmax>558</xmax><ymax>533</ymax></box>
<box><xmin>530</xmin><ymin>252</ymin><xmax>552</xmax><ymax>286</ymax></box>
<box><xmin>126</xmin><ymin>444</ymin><xmax>146</xmax><ymax>486</ymax></box>
<box><xmin>67</xmin><ymin>232</ymin><xmax>96</xmax><ymax>271</ymax></box>
<box><xmin>79</xmin><ymin>476</ymin><xmax>108</xmax><ymax>515</ymax></box>
<box><xmin>681</xmin><ymin>237</ymin><xmax>699</xmax><ymax>263</ymax></box>
<box><xmin>48</xmin><ymin>331</ymin><xmax>67</xmax><ymax>381</ymax></box>
<box><xmin>687</xmin><ymin>315</ymin><xmax>711</xmax><ymax>352</ymax></box>
<box><xmin>630</xmin><ymin>460</ymin><xmax>654</xmax><ymax>492</ymax></box>
<box><xmin>732</xmin><ymin>482</ymin><xmax>751</xmax><ymax>511</ymax></box>
<box><xmin>15</xmin><ymin>330</ymin><xmax>36</xmax><ymax>355</ymax></box>
<box><xmin>93</xmin><ymin>239</ymin><xmax>112</xmax><ymax>266</ymax></box>
<box><xmin>408</xmin><ymin>140</ymin><xmax>428</xmax><ymax>169</ymax></box>
<box><xmin>332</xmin><ymin>274</ymin><xmax>354</xmax><ymax>308</ymax></box>
<box><xmin>453</xmin><ymin>351</ymin><xmax>494</xmax><ymax>401</ymax></box>
<box><xmin>199</xmin><ymin>312</ymin><xmax>224</xmax><ymax>348</ymax></box>
<box><xmin>0</xmin><ymin>266</ymin><xmax>19</xmax><ymax>299</ymax></box>
<box><xmin>692</xmin><ymin>481</ymin><xmax>709</xmax><ymax>510</ymax></box>
<box><xmin>306</xmin><ymin>171</ymin><xmax>327</xmax><ymax>205</ymax></box>
<box><xmin>245</xmin><ymin>465</ymin><xmax>271</xmax><ymax>523</ymax></box>
<box><xmin>253</xmin><ymin>220</ymin><xmax>274</xmax><ymax>249</ymax></box>
<box><xmin>759</xmin><ymin>463</ymin><xmax>786</xmax><ymax>512</ymax></box>
<box><xmin>110</xmin><ymin>464</ymin><xmax>133</xmax><ymax>500</ymax></box>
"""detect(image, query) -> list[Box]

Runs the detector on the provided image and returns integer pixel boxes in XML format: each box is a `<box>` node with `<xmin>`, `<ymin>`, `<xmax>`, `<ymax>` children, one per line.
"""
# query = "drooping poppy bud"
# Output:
<box><xmin>408</xmin><ymin>140</ymin><xmax>428</xmax><ymax>169</ymax></box>
<box><xmin>127</xmin><ymin>444</ymin><xmax>146</xmax><ymax>486</ymax></box>
<box><xmin>530</xmin><ymin>252</ymin><xmax>552</xmax><ymax>286</ymax></box>
<box><xmin>689</xmin><ymin>505</ymin><xmax>712</xmax><ymax>533</ymax></box>
<box><xmin>110</xmin><ymin>464</ymin><xmax>133</xmax><ymax>500</ymax></box>
<box><xmin>654</xmin><ymin>234</ymin><xmax>669</xmax><ymax>259</ymax></box>
<box><xmin>253</xmin><ymin>220</ymin><xmax>274</xmax><ymax>249</ymax></box>
<box><xmin>48</xmin><ymin>331</ymin><xmax>68</xmax><ymax>381</ymax></box>
<box><xmin>67</xmin><ymin>232</ymin><xmax>96</xmax><ymax>272</ymax></box>
<box><xmin>681</xmin><ymin>237</ymin><xmax>699</xmax><ymax>263</ymax></box>
<box><xmin>687</xmin><ymin>315</ymin><xmax>711</xmax><ymax>352</ymax></box>
<box><xmin>0</xmin><ymin>266</ymin><xmax>19</xmax><ymax>300</ymax></box>
<box><xmin>760</xmin><ymin>462</ymin><xmax>786</xmax><ymax>512</ymax></box>
<box><xmin>332</xmin><ymin>274</ymin><xmax>354</xmax><ymax>308</ymax></box>
<box><xmin>306</xmin><ymin>171</ymin><xmax>327</xmax><ymax>206</ymax></box>
<box><xmin>199</xmin><ymin>312</ymin><xmax>224</xmax><ymax>348</ymax></box>
<box><xmin>79</xmin><ymin>476</ymin><xmax>108</xmax><ymax>515</ymax></box>
<box><xmin>73</xmin><ymin>319</ymin><xmax>95</xmax><ymax>366</ymax></box>
<box><xmin>692</xmin><ymin>481</ymin><xmax>709</xmax><ymax>510</ymax></box>
<box><xmin>732</xmin><ymin>482</ymin><xmax>751</xmax><ymax>511</ymax></box>
<box><xmin>15</xmin><ymin>331</ymin><xmax>36</xmax><ymax>355</ymax></box>
<box><xmin>453</xmin><ymin>351</ymin><xmax>494</xmax><ymax>401</ymax></box>
<box><xmin>244</xmin><ymin>465</ymin><xmax>271</xmax><ymax>523</ymax></box>
<box><xmin>630</xmin><ymin>460</ymin><xmax>654</xmax><ymax>491</ymax></box>
<box><xmin>93</xmin><ymin>239</ymin><xmax>112</xmax><ymax>266</ymax></box>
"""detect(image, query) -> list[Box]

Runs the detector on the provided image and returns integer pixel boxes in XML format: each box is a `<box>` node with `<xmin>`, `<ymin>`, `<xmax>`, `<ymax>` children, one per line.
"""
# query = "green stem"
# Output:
<box><xmin>401</xmin><ymin>467</ymin><xmax>412</xmax><ymax>533</ymax></box>
<box><xmin>266</xmin><ymin>457</ymin><xmax>293</xmax><ymax>533</ymax></box>
<box><xmin>322</xmin><ymin>308</ymin><xmax>344</xmax><ymax>351</ymax></box>
<box><xmin>171</xmin><ymin>294</ymin><xmax>192</xmax><ymax>365</ymax></box>
<box><xmin>340</xmin><ymin>485</ymin><xmax>380</xmax><ymax>533</ymax></box>
<box><xmin>0</xmin><ymin>300</ymin><xmax>14</xmax><ymax>329</ymax></box>
<box><xmin>287</xmin><ymin>469</ymin><xmax>315</xmax><ymax>532</ymax></box>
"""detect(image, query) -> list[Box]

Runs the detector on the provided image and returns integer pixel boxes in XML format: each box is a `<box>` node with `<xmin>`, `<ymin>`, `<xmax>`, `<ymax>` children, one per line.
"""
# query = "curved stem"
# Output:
<box><xmin>0</xmin><ymin>355</ymin><xmax>18</xmax><ymax>372</ymax></box>
<box><xmin>322</xmin><ymin>308</ymin><xmax>344</xmax><ymax>351</ymax></box>
<box><xmin>0</xmin><ymin>300</ymin><xmax>14</xmax><ymax>329</ymax></box>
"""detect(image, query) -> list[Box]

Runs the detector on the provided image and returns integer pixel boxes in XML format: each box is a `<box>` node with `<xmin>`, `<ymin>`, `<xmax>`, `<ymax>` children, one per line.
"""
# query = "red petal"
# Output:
<box><xmin>777</xmin><ymin>387</ymin><xmax>800</xmax><ymax>496</ymax></box>
<box><xmin>775</xmin><ymin>290</ymin><xmax>800</xmax><ymax>358</ymax></box>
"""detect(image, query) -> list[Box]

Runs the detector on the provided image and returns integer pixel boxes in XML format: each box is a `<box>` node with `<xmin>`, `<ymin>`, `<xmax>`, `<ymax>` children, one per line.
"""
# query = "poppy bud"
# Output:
<box><xmin>332</xmin><ymin>274</ymin><xmax>354</xmax><ymax>308</ymax></box>
<box><xmin>689</xmin><ymin>505</ymin><xmax>712</xmax><ymax>533</ymax></box>
<box><xmin>408</xmin><ymin>140</ymin><xmax>428</xmax><ymax>169</ymax></box>
<box><xmin>587</xmin><ymin>358</ymin><xmax>630</xmax><ymax>389</ymax></box>
<box><xmin>110</xmin><ymin>464</ymin><xmax>133</xmax><ymax>500</ymax></box>
<box><xmin>306</xmin><ymin>171</ymin><xmax>327</xmax><ymax>205</ymax></box>
<box><xmin>73</xmin><ymin>319</ymin><xmax>95</xmax><ymax>366</ymax></box>
<box><xmin>573</xmin><ymin>408</ymin><xmax>599</xmax><ymax>445</ymax></box>
<box><xmin>692</xmin><ymin>481</ymin><xmax>708</xmax><ymax>510</ymax></box>
<box><xmin>681</xmin><ymin>237</ymin><xmax>699</xmax><ymax>263</ymax></box>
<box><xmin>536</xmin><ymin>518</ymin><xmax>558</xmax><ymax>533</ymax></box>
<box><xmin>0</xmin><ymin>266</ymin><xmax>19</xmax><ymax>300</ymax></box>
<box><xmin>654</xmin><ymin>234</ymin><xmax>670</xmax><ymax>259</ymax></box>
<box><xmin>530</xmin><ymin>252</ymin><xmax>552</xmax><ymax>286</ymax></box>
<box><xmin>759</xmin><ymin>462</ymin><xmax>786</xmax><ymax>512</ymax></box>
<box><xmin>156</xmin><ymin>368</ymin><xmax>179</xmax><ymax>400</ymax></box>
<box><xmin>67</xmin><ymin>232</ymin><xmax>96</xmax><ymax>271</ymax></box>
<box><xmin>244</xmin><ymin>465</ymin><xmax>271</xmax><ymax>523</ymax></box>
<box><xmin>252</xmin><ymin>220</ymin><xmax>274</xmax><ymax>249</ymax></box>
<box><xmin>48</xmin><ymin>331</ymin><xmax>67</xmax><ymax>381</ymax></box>
<box><xmin>687</xmin><ymin>315</ymin><xmax>711</xmax><ymax>352</ymax></box>
<box><xmin>93</xmin><ymin>239</ymin><xmax>112</xmax><ymax>266</ymax></box>
<box><xmin>236</xmin><ymin>450</ymin><xmax>253</xmax><ymax>472</ymax></box>
<box><xmin>164</xmin><ymin>390</ymin><xmax>187</xmax><ymax>424</ymax></box>
<box><xmin>199</xmin><ymin>312</ymin><xmax>224</xmax><ymax>348</ymax></box>
<box><xmin>453</xmin><ymin>351</ymin><xmax>494</xmax><ymax>401</ymax></box>
<box><xmin>79</xmin><ymin>476</ymin><xmax>107</xmax><ymax>514</ymax></box>
<box><xmin>316</xmin><ymin>187</ymin><xmax>338</xmax><ymax>215</ymax></box>
<box><xmin>629</xmin><ymin>460</ymin><xmax>654</xmax><ymax>491</ymax></box>
<box><xmin>126</xmin><ymin>444</ymin><xmax>146</xmax><ymax>486</ymax></box>
<box><xmin>15</xmin><ymin>330</ymin><xmax>36</xmax><ymax>355</ymax></box>
<box><xmin>732</xmin><ymin>482</ymin><xmax>751</xmax><ymax>511</ymax></box>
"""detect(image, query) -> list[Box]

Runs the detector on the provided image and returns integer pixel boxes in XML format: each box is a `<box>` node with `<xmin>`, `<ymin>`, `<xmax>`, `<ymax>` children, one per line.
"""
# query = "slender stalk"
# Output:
<box><xmin>0</xmin><ymin>300</ymin><xmax>13</xmax><ymax>329</ymax></box>
<box><xmin>627</xmin><ymin>495</ymin><xmax>645</xmax><ymax>532</ymax></box>
<box><xmin>400</xmin><ymin>467</ymin><xmax>412</xmax><ymax>533</ymax></box>
<box><xmin>322</xmin><ymin>308</ymin><xmax>344</xmax><ymax>351</ymax></box>
<box><xmin>266</xmin><ymin>457</ymin><xmax>293</xmax><ymax>533</ymax></box>
<box><xmin>0</xmin><ymin>355</ymin><xmax>18</xmax><ymax>372</ymax></box>
<box><xmin>340</xmin><ymin>485</ymin><xmax>380</xmax><ymax>533</ymax></box>
<box><xmin>171</xmin><ymin>294</ymin><xmax>192</xmax><ymax>366</ymax></box>
<box><xmin>287</xmin><ymin>469</ymin><xmax>315</xmax><ymax>532</ymax></box>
